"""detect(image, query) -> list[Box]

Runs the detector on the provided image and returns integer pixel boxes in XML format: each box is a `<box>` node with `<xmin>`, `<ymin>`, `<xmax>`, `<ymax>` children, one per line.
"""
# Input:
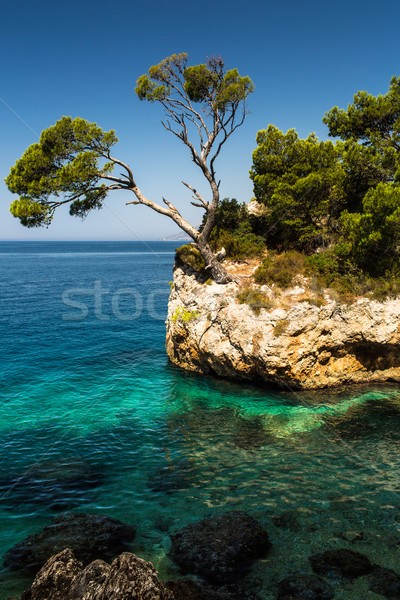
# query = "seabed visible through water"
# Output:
<box><xmin>0</xmin><ymin>241</ymin><xmax>399</xmax><ymax>599</ymax></box>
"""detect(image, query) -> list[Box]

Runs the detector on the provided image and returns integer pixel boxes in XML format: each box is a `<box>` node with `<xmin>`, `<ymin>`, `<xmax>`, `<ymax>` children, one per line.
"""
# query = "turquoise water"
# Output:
<box><xmin>1</xmin><ymin>241</ymin><xmax>400</xmax><ymax>599</ymax></box>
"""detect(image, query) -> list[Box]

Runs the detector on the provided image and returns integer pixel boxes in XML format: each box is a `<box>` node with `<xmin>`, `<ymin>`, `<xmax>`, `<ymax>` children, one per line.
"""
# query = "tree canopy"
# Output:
<box><xmin>6</xmin><ymin>53</ymin><xmax>254</xmax><ymax>283</ymax></box>
<box><xmin>248</xmin><ymin>76</ymin><xmax>400</xmax><ymax>284</ymax></box>
<box><xmin>6</xmin><ymin>118</ymin><xmax>117</xmax><ymax>227</ymax></box>
<box><xmin>323</xmin><ymin>76</ymin><xmax>400</xmax><ymax>157</ymax></box>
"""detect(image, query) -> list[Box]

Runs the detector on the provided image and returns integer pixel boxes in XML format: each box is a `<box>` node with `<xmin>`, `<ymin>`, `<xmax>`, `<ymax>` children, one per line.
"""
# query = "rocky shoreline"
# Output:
<box><xmin>6</xmin><ymin>510</ymin><xmax>400</xmax><ymax>600</ymax></box>
<box><xmin>166</xmin><ymin>262</ymin><xmax>400</xmax><ymax>390</ymax></box>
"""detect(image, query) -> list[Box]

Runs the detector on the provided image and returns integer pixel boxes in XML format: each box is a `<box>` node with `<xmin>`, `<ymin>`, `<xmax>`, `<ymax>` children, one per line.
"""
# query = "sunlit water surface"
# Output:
<box><xmin>1</xmin><ymin>241</ymin><xmax>400</xmax><ymax>599</ymax></box>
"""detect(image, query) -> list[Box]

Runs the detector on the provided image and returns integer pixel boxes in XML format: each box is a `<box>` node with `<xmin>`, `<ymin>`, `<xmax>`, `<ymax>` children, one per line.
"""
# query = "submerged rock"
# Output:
<box><xmin>166</xmin><ymin>264</ymin><xmax>400</xmax><ymax>389</ymax></box>
<box><xmin>3</xmin><ymin>512</ymin><xmax>135</xmax><ymax>572</ymax></box>
<box><xmin>166</xmin><ymin>578</ymin><xmax>235</xmax><ymax>600</ymax></box>
<box><xmin>277</xmin><ymin>574</ymin><xmax>335</xmax><ymax>599</ymax></box>
<box><xmin>20</xmin><ymin>548</ymin><xmax>173</xmax><ymax>600</ymax></box>
<box><xmin>169</xmin><ymin>511</ymin><xmax>271</xmax><ymax>584</ymax></box>
<box><xmin>0</xmin><ymin>457</ymin><xmax>103</xmax><ymax>510</ymax></box>
<box><xmin>166</xmin><ymin>578</ymin><xmax>261</xmax><ymax>600</ymax></box>
<box><xmin>309</xmin><ymin>548</ymin><xmax>372</xmax><ymax>578</ymax></box>
<box><xmin>368</xmin><ymin>566</ymin><xmax>400</xmax><ymax>598</ymax></box>
<box><xmin>271</xmin><ymin>509</ymin><xmax>318</xmax><ymax>533</ymax></box>
<box><xmin>232</xmin><ymin>415</ymin><xmax>272</xmax><ymax>450</ymax></box>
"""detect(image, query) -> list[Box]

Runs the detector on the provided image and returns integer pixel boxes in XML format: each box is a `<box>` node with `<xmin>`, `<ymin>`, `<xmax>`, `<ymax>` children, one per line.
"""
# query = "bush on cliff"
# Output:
<box><xmin>202</xmin><ymin>198</ymin><xmax>266</xmax><ymax>259</ymax></box>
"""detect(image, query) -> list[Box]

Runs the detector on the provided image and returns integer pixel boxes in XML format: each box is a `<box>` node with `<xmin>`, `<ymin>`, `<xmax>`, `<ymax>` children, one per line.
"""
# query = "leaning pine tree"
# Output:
<box><xmin>6</xmin><ymin>53</ymin><xmax>254</xmax><ymax>283</ymax></box>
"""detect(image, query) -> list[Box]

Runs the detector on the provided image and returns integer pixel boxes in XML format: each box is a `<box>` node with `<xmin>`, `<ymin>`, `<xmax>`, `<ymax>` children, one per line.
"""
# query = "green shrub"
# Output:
<box><xmin>306</xmin><ymin>249</ymin><xmax>400</xmax><ymax>302</ymax></box>
<box><xmin>200</xmin><ymin>198</ymin><xmax>266</xmax><ymax>260</ymax></box>
<box><xmin>300</xmin><ymin>295</ymin><xmax>326</xmax><ymax>307</ymax></box>
<box><xmin>237</xmin><ymin>287</ymin><xmax>273</xmax><ymax>315</ymax></box>
<box><xmin>171</xmin><ymin>307</ymin><xmax>200</xmax><ymax>323</ymax></box>
<box><xmin>255</xmin><ymin>251</ymin><xmax>306</xmax><ymax>287</ymax></box>
<box><xmin>175</xmin><ymin>244</ymin><xmax>206</xmax><ymax>272</ymax></box>
<box><xmin>210</xmin><ymin>223</ymin><xmax>265</xmax><ymax>260</ymax></box>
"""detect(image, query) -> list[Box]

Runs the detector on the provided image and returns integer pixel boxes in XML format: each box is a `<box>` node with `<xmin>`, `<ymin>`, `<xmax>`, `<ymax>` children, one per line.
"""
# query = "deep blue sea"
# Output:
<box><xmin>1</xmin><ymin>241</ymin><xmax>400</xmax><ymax>599</ymax></box>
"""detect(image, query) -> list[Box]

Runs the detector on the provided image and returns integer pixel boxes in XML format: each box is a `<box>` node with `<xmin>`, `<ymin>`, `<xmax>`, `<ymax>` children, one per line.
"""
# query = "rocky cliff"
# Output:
<box><xmin>166</xmin><ymin>263</ymin><xmax>400</xmax><ymax>390</ymax></box>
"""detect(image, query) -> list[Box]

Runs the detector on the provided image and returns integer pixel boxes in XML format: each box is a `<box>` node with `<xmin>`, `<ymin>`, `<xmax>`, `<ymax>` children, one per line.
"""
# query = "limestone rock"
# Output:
<box><xmin>20</xmin><ymin>548</ymin><xmax>173</xmax><ymax>600</ymax></box>
<box><xmin>3</xmin><ymin>512</ymin><xmax>135</xmax><ymax>572</ymax></box>
<box><xmin>166</xmin><ymin>265</ymin><xmax>400</xmax><ymax>389</ymax></box>
<box><xmin>169</xmin><ymin>511</ymin><xmax>271</xmax><ymax>584</ymax></box>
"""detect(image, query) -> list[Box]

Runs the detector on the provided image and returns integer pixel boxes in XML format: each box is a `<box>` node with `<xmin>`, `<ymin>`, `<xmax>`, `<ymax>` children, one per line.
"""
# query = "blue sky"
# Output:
<box><xmin>1</xmin><ymin>0</ymin><xmax>399</xmax><ymax>241</ymax></box>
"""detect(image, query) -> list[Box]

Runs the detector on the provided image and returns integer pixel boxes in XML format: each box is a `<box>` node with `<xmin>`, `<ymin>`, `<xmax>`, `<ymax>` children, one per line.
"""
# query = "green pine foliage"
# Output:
<box><xmin>247</xmin><ymin>76</ymin><xmax>400</xmax><ymax>298</ymax></box>
<box><xmin>201</xmin><ymin>198</ymin><xmax>266</xmax><ymax>259</ymax></box>
<box><xmin>175</xmin><ymin>244</ymin><xmax>207</xmax><ymax>272</ymax></box>
<box><xmin>250</xmin><ymin>126</ymin><xmax>343</xmax><ymax>251</ymax></box>
<box><xmin>6</xmin><ymin>116</ymin><xmax>117</xmax><ymax>226</ymax></box>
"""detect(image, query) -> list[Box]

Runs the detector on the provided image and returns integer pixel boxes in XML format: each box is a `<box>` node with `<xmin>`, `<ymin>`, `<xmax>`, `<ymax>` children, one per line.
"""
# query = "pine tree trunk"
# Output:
<box><xmin>197</xmin><ymin>240</ymin><xmax>232</xmax><ymax>284</ymax></box>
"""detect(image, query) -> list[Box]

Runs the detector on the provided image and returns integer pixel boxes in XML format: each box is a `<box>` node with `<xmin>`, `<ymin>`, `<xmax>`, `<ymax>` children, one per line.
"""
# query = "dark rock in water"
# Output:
<box><xmin>339</xmin><ymin>529</ymin><xmax>364</xmax><ymax>543</ymax></box>
<box><xmin>3</xmin><ymin>512</ymin><xmax>135</xmax><ymax>572</ymax></box>
<box><xmin>277</xmin><ymin>573</ymin><xmax>335</xmax><ymax>599</ymax></box>
<box><xmin>309</xmin><ymin>548</ymin><xmax>372</xmax><ymax>578</ymax></box>
<box><xmin>368</xmin><ymin>566</ymin><xmax>400</xmax><ymax>598</ymax></box>
<box><xmin>0</xmin><ymin>457</ymin><xmax>103</xmax><ymax>510</ymax></box>
<box><xmin>272</xmin><ymin>510</ymin><xmax>301</xmax><ymax>532</ymax></box>
<box><xmin>154</xmin><ymin>515</ymin><xmax>175</xmax><ymax>532</ymax></box>
<box><xmin>166</xmin><ymin>578</ymin><xmax>261</xmax><ymax>600</ymax></box>
<box><xmin>166</xmin><ymin>578</ymin><xmax>234</xmax><ymax>599</ymax></box>
<box><xmin>20</xmin><ymin>548</ymin><xmax>173</xmax><ymax>600</ymax></box>
<box><xmin>169</xmin><ymin>511</ymin><xmax>271</xmax><ymax>584</ymax></box>
<box><xmin>232</xmin><ymin>416</ymin><xmax>271</xmax><ymax>450</ymax></box>
<box><xmin>325</xmin><ymin>397</ymin><xmax>400</xmax><ymax>440</ymax></box>
<box><xmin>272</xmin><ymin>508</ymin><xmax>318</xmax><ymax>533</ymax></box>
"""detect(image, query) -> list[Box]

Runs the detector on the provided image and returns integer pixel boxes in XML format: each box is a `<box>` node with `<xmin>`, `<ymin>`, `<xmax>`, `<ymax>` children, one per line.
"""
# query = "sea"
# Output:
<box><xmin>1</xmin><ymin>240</ymin><xmax>400</xmax><ymax>599</ymax></box>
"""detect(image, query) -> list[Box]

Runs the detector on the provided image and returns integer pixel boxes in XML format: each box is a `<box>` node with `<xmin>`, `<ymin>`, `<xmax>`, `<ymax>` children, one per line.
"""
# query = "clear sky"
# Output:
<box><xmin>1</xmin><ymin>0</ymin><xmax>399</xmax><ymax>241</ymax></box>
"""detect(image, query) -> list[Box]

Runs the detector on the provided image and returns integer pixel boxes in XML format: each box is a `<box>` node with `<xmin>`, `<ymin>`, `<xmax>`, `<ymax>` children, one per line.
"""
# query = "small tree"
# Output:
<box><xmin>5</xmin><ymin>53</ymin><xmax>254</xmax><ymax>284</ymax></box>
<box><xmin>323</xmin><ymin>76</ymin><xmax>400</xmax><ymax>156</ymax></box>
<box><xmin>249</xmin><ymin>125</ymin><xmax>343</xmax><ymax>251</ymax></box>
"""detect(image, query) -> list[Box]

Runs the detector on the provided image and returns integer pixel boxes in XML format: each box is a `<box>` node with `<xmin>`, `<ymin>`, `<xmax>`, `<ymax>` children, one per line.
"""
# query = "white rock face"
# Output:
<box><xmin>166</xmin><ymin>266</ymin><xmax>400</xmax><ymax>389</ymax></box>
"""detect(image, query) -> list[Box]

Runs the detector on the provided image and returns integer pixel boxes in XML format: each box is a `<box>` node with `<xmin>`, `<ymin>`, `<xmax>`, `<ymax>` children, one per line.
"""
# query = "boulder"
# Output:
<box><xmin>3</xmin><ymin>512</ymin><xmax>135</xmax><ymax>572</ymax></box>
<box><xmin>20</xmin><ymin>548</ymin><xmax>173</xmax><ymax>600</ymax></box>
<box><xmin>169</xmin><ymin>511</ymin><xmax>271</xmax><ymax>584</ymax></box>
<box><xmin>309</xmin><ymin>548</ymin><xmax>372</xmax><ymax>578</ymax></box>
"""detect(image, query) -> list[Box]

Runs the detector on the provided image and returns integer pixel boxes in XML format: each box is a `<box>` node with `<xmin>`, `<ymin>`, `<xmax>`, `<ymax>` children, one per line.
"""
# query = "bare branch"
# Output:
<box><xmin>162</xmin><ymin>197</ymin><xmax>179</xmax><ymax>212</ymax></box>
<box><xmin>100</xmin><ymin>173</ymin><xmax>131</xmax><ymax>187</ymax></box>
<box><xmin>161</xmin><ymin>81</ymin><xmax>210</xmax><ymax>137</ymax></box>
<box><xmin>100</xmin><ymin>152</ymin><xmax>135</xmax><ymax>184</ymax></box>
<box><xmin>182</xmin><ymin>181</ymin><xmax>209</xmax><ymax>209</ymax></box>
